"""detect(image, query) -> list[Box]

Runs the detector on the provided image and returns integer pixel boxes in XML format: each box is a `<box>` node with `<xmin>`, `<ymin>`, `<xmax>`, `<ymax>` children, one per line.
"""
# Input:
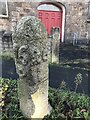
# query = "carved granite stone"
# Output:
<box><xmin>51</xmin><ymin>28</ymin><xmax>60</xmax><ymax>64</ymax></box>
<box><xmin>13</xmin><ymin>16</ymin><xmax>50</xmax><ymax>119</ymax></box>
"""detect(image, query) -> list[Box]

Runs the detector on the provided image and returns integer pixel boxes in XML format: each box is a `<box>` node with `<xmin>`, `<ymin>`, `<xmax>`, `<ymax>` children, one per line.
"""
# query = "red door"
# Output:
<box><xmin>38</xmin><ymin>10</ymin><xmax>62</xmax><ymax>39</ymax></box>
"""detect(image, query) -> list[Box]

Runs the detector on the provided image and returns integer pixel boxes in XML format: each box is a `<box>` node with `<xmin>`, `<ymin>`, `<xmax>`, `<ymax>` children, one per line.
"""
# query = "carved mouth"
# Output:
<box><xmin>18</xmin><ymin>69</ymin><xmax>26</xmax><ymax>77</ymax></box>
<box><xmin>19</xmin><ymin>70</ymin><xmax>23</xmax><ymax>74</ymax></box>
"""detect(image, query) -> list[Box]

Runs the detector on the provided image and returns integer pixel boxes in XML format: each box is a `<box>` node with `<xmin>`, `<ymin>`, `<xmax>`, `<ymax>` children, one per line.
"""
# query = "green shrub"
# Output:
<box><xmin>0</xmin><ymin>51</ymin><xmax>14</xmax><ymax>60</ymax></box>
<box><xmin>44</xmin><ymin>87</ymin><xmax>90</xmax><ymax>119</ymax></box>
<box><xmin>0</xmin><ymin>78</ymin><xmax>90</xmax><ymax>120</ymax></box>
<box><xmin>0</xmin><ymin>78</ymin><xmax>24</xmax><ymax>120</ymax></box>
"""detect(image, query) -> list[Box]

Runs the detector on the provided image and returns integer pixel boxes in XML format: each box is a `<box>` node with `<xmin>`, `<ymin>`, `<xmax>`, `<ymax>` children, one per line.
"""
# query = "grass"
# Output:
<box><xmin>0</xmin><ymin>51</ymin><xmax>14</xmax><ymax>60</ymax></box>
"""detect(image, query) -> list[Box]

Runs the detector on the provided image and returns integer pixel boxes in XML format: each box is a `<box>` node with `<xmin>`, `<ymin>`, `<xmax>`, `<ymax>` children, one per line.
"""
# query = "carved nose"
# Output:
<box><xmin>43</xmin><ymin>54</ymin><xmax>48</xmax><ymax>61</ymax></box>
<box><xmin>22</xmin><ymin>59</ymin><xmax>28</xmax><ymax>65</ymax></box>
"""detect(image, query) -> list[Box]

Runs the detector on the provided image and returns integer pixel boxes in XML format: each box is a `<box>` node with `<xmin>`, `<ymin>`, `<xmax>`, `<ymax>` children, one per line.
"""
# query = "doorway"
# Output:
<box><xmin>37</xmin><ymin>2</ymin><xmax>65</xmax><ymax>42</ymax></box>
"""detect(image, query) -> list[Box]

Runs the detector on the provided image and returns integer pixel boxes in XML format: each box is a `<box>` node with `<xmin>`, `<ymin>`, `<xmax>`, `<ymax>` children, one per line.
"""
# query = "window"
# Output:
<box><xmin>87</xmin><ymin>1</ymin><xmax>90</xmax><ymax>22</ymax></box>
<box><xmin>0</xmin><ymin>0</ymin><xmax>8</xmax><ymax>17</ymax></box>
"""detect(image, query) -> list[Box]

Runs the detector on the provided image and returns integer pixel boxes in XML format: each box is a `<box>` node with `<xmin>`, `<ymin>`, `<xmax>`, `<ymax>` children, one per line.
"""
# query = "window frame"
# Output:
<box><xmin>0</xmin><ymin>0</ymin><xmax>8</xmax><ymax>18</ymax></box>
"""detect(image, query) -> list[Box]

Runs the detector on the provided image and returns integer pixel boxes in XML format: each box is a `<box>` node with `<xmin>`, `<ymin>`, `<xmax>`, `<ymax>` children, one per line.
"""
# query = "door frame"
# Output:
<box><xmin>37</xmin><ymin>1</ymin><xmax>66</xmax><ymax>42</ymax></box>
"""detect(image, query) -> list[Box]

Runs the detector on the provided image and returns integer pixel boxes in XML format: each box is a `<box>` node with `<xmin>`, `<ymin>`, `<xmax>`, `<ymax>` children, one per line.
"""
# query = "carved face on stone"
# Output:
<box><xmin>13</xmin><ymin>16</ymin><xmax>48</xmax><ymax>80</ymax></box>
<box><xmin>15</xmin><ymin>45</ymin><xmax>29</xmax><ymax>77</ymax></box>
<box><xmin>15</xmin><ymin>44</ymin><xmax>48</xmax><ymax>78</ymax></box>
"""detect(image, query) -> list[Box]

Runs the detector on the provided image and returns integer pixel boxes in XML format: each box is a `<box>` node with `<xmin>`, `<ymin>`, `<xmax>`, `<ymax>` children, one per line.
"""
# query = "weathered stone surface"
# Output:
<box><xmin>51</xmin><ymin>28</ymin><xmax>60</xmax><ymax>63</ymax></box>
<box><xmin>13</xmin><ymin>16</ymin><xmax>50</xmax><ymax>119</ymax></box>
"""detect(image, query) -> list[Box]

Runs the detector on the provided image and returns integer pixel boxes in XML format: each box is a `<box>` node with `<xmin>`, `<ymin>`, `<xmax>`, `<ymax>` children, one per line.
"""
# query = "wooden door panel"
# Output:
<box><xmin>38</xmin><ymin>10</ymin><xmax>62</xmax><ymax>39</ymax></box>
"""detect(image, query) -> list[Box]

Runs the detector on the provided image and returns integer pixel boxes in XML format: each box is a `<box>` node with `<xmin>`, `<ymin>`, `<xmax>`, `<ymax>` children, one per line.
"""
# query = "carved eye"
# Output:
<box><xmin>20</xmin><ymin>48</ymin><xmax>26</xmax><ymax>53</ymax></box>
<box><xmin>34</xmin><ymin>51</ymin><xmax>37</xmax><ymax>54</ymax></box>
<box><xmin>19</xmin><ymin>45</ymin><xmax>28</xmax><ymax>53</ymax></box>
<box><xmin>19</xmin><ymin>56</ymin><xmax>23</xmax><ymax>59</ymax></box>
<box><xmin>45</xmin><ymin>53</ymin><xmax>47</xmax><ymax>56</ymax></box>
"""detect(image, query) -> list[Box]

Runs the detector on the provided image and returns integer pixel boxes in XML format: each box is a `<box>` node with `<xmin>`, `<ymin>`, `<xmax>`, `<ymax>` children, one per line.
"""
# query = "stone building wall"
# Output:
<box><xmin>0</xmin><ymin>2</ymin><xmax>38</xmax><ymax>31</ymax></box>
<box><xmin>0</xmin><ymin>0</ymin><xmax>90</xmax><ymax>40</ymax></box>
<box><xmin>65</xmin><ymin>2</ymin><xmax>90</xmax><ymax>40</ymax></box>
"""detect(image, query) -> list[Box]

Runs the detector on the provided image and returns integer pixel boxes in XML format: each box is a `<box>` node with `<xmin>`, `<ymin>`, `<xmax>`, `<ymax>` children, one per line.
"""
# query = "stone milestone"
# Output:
<box><xmin>13</xmin><ymin>16</ymin><xmax>50</xmax><ymax>119</ymax></box>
